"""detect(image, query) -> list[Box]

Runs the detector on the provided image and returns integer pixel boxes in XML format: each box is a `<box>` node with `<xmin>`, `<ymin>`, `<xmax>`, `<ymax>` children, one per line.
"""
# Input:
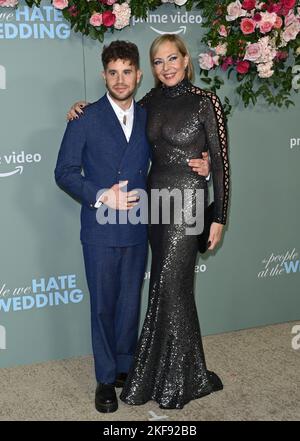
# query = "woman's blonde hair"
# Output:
<box><xmin>149</xmin><ymin>34</ymin><xmax>194</xmax><ymax>87</ymax></box>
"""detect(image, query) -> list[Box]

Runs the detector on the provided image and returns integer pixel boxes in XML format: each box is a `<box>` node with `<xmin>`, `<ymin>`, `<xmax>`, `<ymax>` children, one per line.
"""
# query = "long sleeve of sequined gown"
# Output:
<box><xmin>120</xmin><ymin>79</ymin><xmax>230</xmax><ymax>409</ymax></box>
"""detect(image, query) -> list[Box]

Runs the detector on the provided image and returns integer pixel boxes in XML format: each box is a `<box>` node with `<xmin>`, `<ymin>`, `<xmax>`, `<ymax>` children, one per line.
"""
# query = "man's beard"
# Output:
<box><xmin>106</xmin><ymin>84</ymin><xmax>135</xmax><ymax>102</ymax></box>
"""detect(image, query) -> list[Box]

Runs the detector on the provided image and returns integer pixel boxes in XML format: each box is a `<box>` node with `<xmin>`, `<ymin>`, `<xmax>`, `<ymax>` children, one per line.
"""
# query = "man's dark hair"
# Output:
<box><xmin>102</xmin><ymin>40</ymin><xmax>140</xmax><ymax>70</ymax></box>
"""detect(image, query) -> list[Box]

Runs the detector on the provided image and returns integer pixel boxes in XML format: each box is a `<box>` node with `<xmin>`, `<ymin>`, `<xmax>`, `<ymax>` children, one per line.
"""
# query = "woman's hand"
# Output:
<box><xmin>66</xmin><ymin>101</ymin><xmax>89</xmax><ymax>121</ymax></box>
<box><xmin>188</xmin><ymin>151</ymin><xmax>210</xmax><ymax>177</ymax></box>
<box><xmin>207</xmin><ymin>222</ymin><xmax>224</xmax><ymax>250</ymax></box>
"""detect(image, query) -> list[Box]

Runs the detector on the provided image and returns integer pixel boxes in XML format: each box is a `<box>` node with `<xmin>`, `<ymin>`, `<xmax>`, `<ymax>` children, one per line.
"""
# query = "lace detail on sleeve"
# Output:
<box><xmin>190</xmin><ymin>86</ymin><xmax>230</xmax><ymax>224</ymax></box>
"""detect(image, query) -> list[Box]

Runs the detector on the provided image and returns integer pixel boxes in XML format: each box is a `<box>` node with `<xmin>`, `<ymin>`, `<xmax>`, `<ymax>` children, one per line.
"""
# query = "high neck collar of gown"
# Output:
<box><xmin>161</xmin><ymin>77</ymin><xmax>191</xmax><ymax>98</ymax></box>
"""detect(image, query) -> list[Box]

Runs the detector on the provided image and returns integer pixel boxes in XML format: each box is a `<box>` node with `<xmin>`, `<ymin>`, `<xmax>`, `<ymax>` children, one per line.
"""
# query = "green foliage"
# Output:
<box><xmin>22</xmin><ymin>0</ymin><xmax>300</xmax><ymax>117</ymax></box>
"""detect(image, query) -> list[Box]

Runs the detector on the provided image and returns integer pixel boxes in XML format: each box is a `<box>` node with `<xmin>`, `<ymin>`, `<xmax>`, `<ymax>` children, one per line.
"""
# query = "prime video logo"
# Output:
<box><xmin>0</xmin><ymin>65</ymin><xmax>6</xmax><ymax>89</ymax></box>
<box><xmin>0</xmin><ymin>6</ymin><xmax>70</xmax><ymax>40</ymax></box>
<box><xmin>0</xmin><ymin>325</ymin><xmax>6</xmax><ymax>350</ymax></box>
<box><xmin>0</xmin><ymin>150</ymin><xmax>42</xmax><ymax>178</ymax></box>
<box><xmin>290</xmin><ymin>137</ymin><xmax>300</xmax><ymax>149</ymax></box>
<box><xmin>131</xmin><ymin>10</ymin><xmax>202</xmax><ymax>35</ymax></box>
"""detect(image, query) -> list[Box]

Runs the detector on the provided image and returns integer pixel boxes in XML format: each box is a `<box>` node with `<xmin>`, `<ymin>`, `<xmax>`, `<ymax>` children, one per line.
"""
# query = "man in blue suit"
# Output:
<box><xmin>55</xmin><ymin>41</ymin><xmax>209</xmax><ymax>413</ymax></box>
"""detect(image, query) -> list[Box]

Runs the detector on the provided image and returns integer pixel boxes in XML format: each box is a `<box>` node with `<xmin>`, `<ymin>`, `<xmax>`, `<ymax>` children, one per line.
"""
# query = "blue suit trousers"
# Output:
<box><xmin>82</xmin><ymin>242</ymin><xmax>148</xmax><ymax>384</ymax></box>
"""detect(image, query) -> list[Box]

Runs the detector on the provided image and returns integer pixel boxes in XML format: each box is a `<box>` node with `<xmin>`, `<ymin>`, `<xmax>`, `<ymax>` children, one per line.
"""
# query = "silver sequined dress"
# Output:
<box><xmin>120</xmin><ymin>78</ymin><xmax>230</xmax><ymax>409</ymax></box>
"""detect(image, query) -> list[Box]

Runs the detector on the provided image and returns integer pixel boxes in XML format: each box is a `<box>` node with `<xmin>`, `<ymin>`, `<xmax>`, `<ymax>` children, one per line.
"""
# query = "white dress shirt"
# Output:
<box><xmin>106</xmin><ymin>92</ymin><xmax>134</xmax><ymax>142</ymax></box>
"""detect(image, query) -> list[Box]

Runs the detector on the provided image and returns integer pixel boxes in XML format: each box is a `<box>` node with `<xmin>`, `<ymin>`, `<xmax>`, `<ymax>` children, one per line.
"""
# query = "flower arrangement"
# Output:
<box><xmin>198</xmin><ymin>0</ymin><xmax>300</xmax><ymax>112</ymax></box>
<box><xmin>0</xmin><ymin>0</ymin><xmax>191</xmax><ymax>41</ymax></box>
<box><xmin>1</xmin><ymin>0</ymin><xmax>299</xmax><ymax>114</ymax></box>
<box><xmin>0</xmin><ymin>0</ymin><xmax>18</xmax><ymax>6</ymax></box>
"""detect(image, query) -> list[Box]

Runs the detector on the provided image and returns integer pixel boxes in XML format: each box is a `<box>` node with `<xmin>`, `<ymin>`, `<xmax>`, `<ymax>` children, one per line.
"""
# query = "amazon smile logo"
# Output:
<box><xmin>131</xmin><ymin>11</ymin><xmax>202</xmax><ymax>35</ymax></box>
<box><xmin>0</xmin><ymin>150</ymin><xmax>42</xmax><ymax>178</ymax></box>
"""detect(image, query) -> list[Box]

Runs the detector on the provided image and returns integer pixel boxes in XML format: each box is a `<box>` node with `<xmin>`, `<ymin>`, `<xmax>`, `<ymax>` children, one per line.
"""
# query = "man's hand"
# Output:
<box><xmin>100</xmin><ymin>181</ymin><xmax>140</xmax><ymax>210</ymax></box>
<box><xmin>67</xmin><ymin>101</ymin><xmax>89</xmax><ymax>121</ymax></box>
<box><xmin>207</xmin><ymin>222</ymin><xmax>224</xmax><ymax>250</ymax></box>
<box><xmin>188</xmin><ymin>151</ymin><xmax>210</xmax><ymax>177</ymax></box>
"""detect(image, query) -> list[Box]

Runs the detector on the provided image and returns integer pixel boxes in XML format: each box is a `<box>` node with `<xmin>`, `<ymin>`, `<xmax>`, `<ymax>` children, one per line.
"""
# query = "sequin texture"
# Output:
<box><xmin>120</xmin><ymin>78</ymin><xmax>230</xmax><ymax>409</ymax></box>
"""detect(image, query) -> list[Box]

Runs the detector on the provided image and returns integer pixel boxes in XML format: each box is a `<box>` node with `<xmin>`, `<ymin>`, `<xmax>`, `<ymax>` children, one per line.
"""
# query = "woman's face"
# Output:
<box><xmin>152</xmin><ymin>41</ymin><xmax>188</xmax><ymax>87</ymax></box>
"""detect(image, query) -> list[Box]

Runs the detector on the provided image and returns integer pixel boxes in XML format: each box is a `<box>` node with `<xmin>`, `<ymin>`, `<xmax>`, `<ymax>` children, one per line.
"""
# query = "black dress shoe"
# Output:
<box><xmin>207</xmin><ymin>370</ymin><xmax>223</xmax><ymax>392</ymax></box>
<box><xmin>95</xmin><ymin>383</ymin><xmax>118</xmax><ymax>413</ymax></box>
<box><xmin>115</xmin><ymin>372</ymin><xmax>128</xmax><ymax>388</ymax></box>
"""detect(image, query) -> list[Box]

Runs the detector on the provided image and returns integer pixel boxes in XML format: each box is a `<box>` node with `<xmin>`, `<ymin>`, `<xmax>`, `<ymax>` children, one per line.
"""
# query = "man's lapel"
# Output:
<box><xmin>103</xmin><ymin>95</ymin><xmax>129</xmax><ymax>149</ymax></box>
<box><xmin>126</xmin><ymin>102</ymin><xmax>143</xmax><ymax>152</ymax></box>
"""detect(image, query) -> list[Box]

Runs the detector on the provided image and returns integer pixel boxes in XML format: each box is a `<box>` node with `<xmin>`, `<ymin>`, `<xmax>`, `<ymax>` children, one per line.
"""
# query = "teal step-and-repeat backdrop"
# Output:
<box><xmin>0</xmin><ymin>1</ymin><xmax>299</xmax><ymax>368</ymax></box>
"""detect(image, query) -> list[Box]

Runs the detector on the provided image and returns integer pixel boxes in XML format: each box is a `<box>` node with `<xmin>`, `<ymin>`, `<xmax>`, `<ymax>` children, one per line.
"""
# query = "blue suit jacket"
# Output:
<box><xmin>55</xmin><ymin>95</ymin><xmax>151</xmax><ymax>247</ymax></box>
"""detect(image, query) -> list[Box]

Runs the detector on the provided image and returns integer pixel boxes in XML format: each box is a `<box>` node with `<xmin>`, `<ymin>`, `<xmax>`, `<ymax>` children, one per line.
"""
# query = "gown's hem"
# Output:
<box><xmin>120</xmin><ymin>385</ymin><xmax>221</xmax><ymax>410</ymax></box>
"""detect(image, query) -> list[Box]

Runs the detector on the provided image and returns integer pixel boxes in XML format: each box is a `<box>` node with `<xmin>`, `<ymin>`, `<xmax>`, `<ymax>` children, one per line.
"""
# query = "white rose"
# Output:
<box><xmin>175</xmin><ymin>0</ymin><xmax>188</xmax><ymax>5</ymax></box>
<box><xmin>226</xmin><ymin>0</ymin><xmax>247</xmax><ymax>21</ymax></box>
<box><xmin>260</xmin><ymin>11</ymin><xmax>277</xmax><ymax>26</ymax></box>
<box><xmin>215</xmin><ymin>43</ymin><xmax>227</xmax><ymax>56</ymax></box>
<box><xmin>257</xmin><ymin>61</ymin><xmax>274</xmax><ymax>78</ymax></box>
<box><xmin>198</xmin><ymin>53</ymin><xmax>215</xmax><ymax>70</ymax></box>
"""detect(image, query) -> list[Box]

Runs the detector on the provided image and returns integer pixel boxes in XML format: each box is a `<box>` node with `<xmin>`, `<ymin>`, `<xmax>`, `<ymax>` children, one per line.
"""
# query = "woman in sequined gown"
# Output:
<box><xmin>119</xmin><ymin>35</ymin><xmax>230</xmax><ymax>409</ymax></box>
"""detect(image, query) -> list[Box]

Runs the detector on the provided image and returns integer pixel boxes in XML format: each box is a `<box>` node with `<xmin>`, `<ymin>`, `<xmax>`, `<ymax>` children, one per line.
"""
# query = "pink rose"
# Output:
<box><xmin>0</xmin><ymin>0</ymin><xmax>18</xmax><ymax>6</ymax></box>
<box><xmin>236</xmin><ymin>60</ymin><xmax>250</xmax><ymax>74</ymax></box>
<box><xmin>240</xmin><ymin>18</ymin><xmax>256</xmax><ymax>34</ymax></box>
<box><xmin>198</xmin><ymin>53</ymin><xmax>216</xmax><ymax>70</ymax></box>
<box><xmin>259</xmin><ymin>20</ymin><xmax>273</xmax><ymax>33</ymax></box>
<box><xmin>260</xmin><ymin>11</ymin><xmax>277</xmax><ymax>24</ymax></box>
<box><xmin>102</xmin><ymin>10</ymin><xmax>116</xmax><ymax>27</ymax></box>
<box><xmin>215</xmin><ymin>43</ymin><xmax>227</xmax><ymax>56</ymax></box>
<box><xmin>218</xmin><ymin>24</ymin><xmax>229</xmax><ymax>36</ymax></box>
<box><xmin>282</xmin><ymin>20</ymin><xmax>300</xmax><ymax>42</ymax></box>
<box><xmin>52</xmin><ymin>0</ymin><xmax>68</xmax><ymax>10</ymax></box>
<box><xmin>256</xmin><ymin>11</ymin><xmax>277</xmax><ymax>33</ymax></box>
<box><xmin>226</xmin><ymin>0</ymin><xmax>247</xmax><ymax>21</ymax></box>
<box><xmin>285</xmin><ymin>10</ymin><xmax>297</xmax><ymax>27</ymax></box>
<box><xmin>89</xmin><ymin>13</ymin><xmax>103</xmax><ymax>27</ymax></box>
<box><xmin>0</xmin><ymin>0</ymin><xmax>19</xmax><ymax>8</ymax></box>
<box><xmin>274</xmin><ymin>16</ymin><xmax>283</xmax><ymax>28</ymax></box>
<box><xmin>244</xmin><ymin>42</ymin><xmax>262</xmax><ymax>61</ymax></box>
<box><xmin>212</xmin><ymin>55</ymin><xmax>220</xmax><ymax>66</ymax></box>
<box><xmin>241</xmin><ymin>0</ymin><xmax>256</xmax><ymax>11</ymax></box>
